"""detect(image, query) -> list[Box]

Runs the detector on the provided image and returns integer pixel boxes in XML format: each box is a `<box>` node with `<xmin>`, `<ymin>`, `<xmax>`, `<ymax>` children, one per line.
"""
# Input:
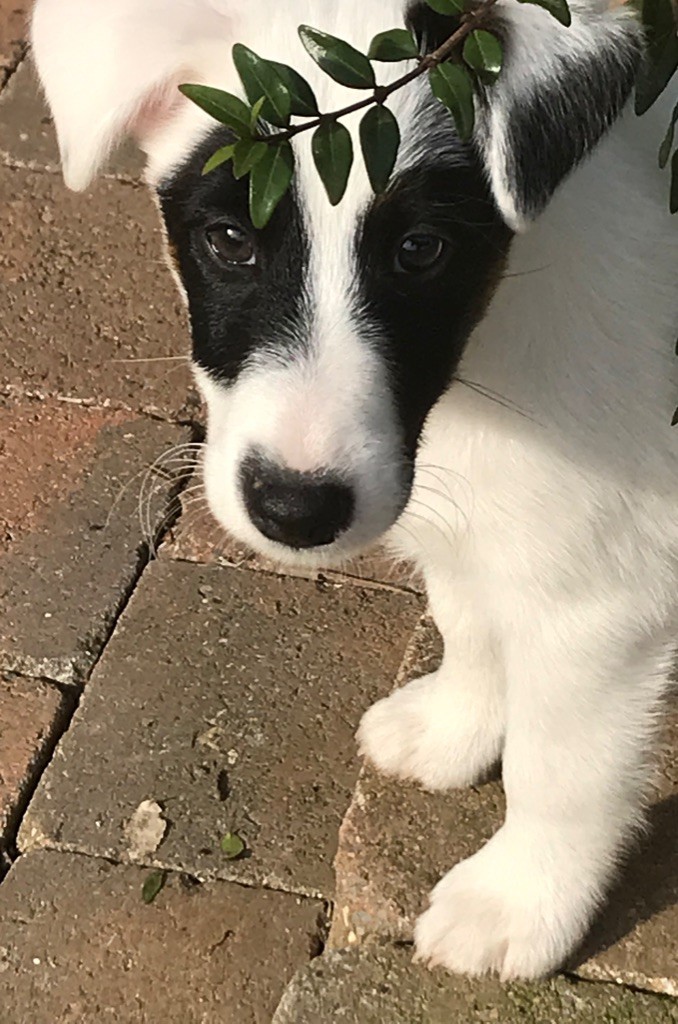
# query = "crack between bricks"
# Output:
<box><xmin>0</xmin><ymin>423</ymin><xmax>201</xmax><ymax>882</ymax></box>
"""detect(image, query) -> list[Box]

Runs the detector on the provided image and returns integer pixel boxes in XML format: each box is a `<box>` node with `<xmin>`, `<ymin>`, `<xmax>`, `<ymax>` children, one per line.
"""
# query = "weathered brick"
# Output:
<box><xmin>0</xmin><ymin>164</ymin><xmax>194</xmax><ymax>418</ymax></box>
<box><xmin>330</xmin><ymin>621</ymin><xmax>678</xmax><ymax>996</ymax></box>
<box><xmin>272</xmin><ymin>946</ymin><xmax>678</xmax><ymax>1024</ymax></box>
<box><xmin>0</xmin><ymin>399</ymin><xmax>190</xmax><ymax>683</ymax></box>
<box><xmin>0</xmin><ymin>849</ymin><xmax>323</xmax><ymax>1024</ymax></box>
<box><xmin>0</xmin><ymin>673</ymin><xmax>66</xmax><ymax>855</ymax></box>
<box><xmin>0</xmin><ymin>1</ymin><xmax>26</xmax><ymax>82</ymax></box>
<box><xmin>19</xmin><ymin>561</ymin><xmax>422</xmax><ymax>897</ymax></box>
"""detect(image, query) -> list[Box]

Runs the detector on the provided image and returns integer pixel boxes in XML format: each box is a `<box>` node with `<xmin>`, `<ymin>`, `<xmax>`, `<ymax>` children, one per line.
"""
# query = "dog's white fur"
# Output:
<box><xmin>32</xmin><ymin>0</ymin><xmax>678</xmax><ymax>980</ymax></box>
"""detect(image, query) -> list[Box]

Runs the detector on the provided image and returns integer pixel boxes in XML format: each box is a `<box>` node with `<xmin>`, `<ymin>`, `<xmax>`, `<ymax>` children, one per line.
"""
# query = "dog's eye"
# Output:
<box><xmin>396</xmin><ymin>234</ymin><xmax>445</xmax><ymax>274</ymax></box>
<box><xmin>205</xmin><ymin>224</ymin><xmax>256</xmax><ymax>266</ymax></box>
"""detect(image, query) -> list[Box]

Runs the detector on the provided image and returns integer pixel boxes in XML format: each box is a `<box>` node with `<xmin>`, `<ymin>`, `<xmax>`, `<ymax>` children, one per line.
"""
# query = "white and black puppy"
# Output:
<box><xmin>32</xmin><ymin>0</ymin><xmax>677</xmax><ymax>981</ymax></box>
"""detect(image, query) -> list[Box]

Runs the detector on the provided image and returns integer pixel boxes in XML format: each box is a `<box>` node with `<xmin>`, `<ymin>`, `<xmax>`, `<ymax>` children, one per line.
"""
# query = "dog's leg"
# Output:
<box><xmin>357</xmin><ymin>570</ymin><xmax>506</xmax><ymax>790</ymax></box>
<box><xmin>415</xmin><ymin>599</ymin><xmax>673</xmax><ymax>979</ymax></box>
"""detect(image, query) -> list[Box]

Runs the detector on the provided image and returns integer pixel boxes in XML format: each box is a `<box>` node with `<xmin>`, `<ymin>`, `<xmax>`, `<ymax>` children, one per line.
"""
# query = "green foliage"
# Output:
<box><xmin>180</xmin><ymin>0</ymin><xmax>676</xmax><ymax>225</ymax></box>
<box><xmin>220</xmin><ymin>832</ymin><xmax>246</xmax><ymax>859</ymax></box>
<box><xmin>298</xmin><ymin>25</ymin><xmax>376</xmax><ymax>89</ymax></box>
<box><xmin>268</xmin><ymin>61</ymin><xmax>320</xmax><ymax>116</ymax></box>
<box><xmin>429</xmin><ymin>63</ymin><xmax>476</xmax><ymax>142</ymax></box>
<box><xmin>141</xmin><ymin>870</ymin><xmax>167</xmax><ymax>904</ymax></box>
<box><xmin>360</xmin><ymin>104</ymin><xmax>401</xmax><ymax>192</ymax></box>
<box><xmin>178</xmin><ymin>84</ymin><xmax>253</xmax><ymax>137</ymax></box>
<box><xmin>312</xmin><ymin>120</ymin><xmax>354</xmax><ymax>204</ymax></box>
<box><xmin>368</xmin><ymin>28</ymin><xmax>420</xmax><ymax>62</ymax></box>
<box><xmin>463</xmin><ymin>30</ymin><xmax>504</xmax><ymax>83</ymax></box>
<box><xmin>249</xmin><ymin>141</ymin><xmax>295</xmax><ymax>228</ymax></box>
<box><xmin>425</xmin><ymin>0</ymin><xmax>466</xmax><ymax>14</ymax></box>
<box><xmin>232</xmin><ymin>43</ymin><xmax>291</xmax><ymax>127</ymax></box>
<box><xmin>202</xmin><ymin>144</ymin><xmax>236</xmax><ymax>175</ymax></box>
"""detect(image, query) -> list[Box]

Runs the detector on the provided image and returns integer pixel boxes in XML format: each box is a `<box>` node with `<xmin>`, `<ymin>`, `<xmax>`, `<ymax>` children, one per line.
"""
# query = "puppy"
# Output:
<box><xmin>32</xmin><ymin>0</ymin><xmax>677</xmax><ymax>980</ymax></box>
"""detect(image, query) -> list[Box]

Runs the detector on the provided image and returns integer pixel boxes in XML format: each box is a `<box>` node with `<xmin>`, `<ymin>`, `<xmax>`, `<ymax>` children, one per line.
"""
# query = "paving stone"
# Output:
<box><xmin>272</xmin><ymin>945</ymin><xmax>678</xmax><ymax>1024</ymax></box>
<box><xmin>329</xmin><ymin>621</ymin><xmax>678</xmax><ymax>996</ymax></box>
<box><xmin>163</xmin><ymin>471</ymin><xmax>423</xmax><ymax>594</ymax></box>
<box><xmin>0</xmin><ymin>674</ymin><xmax>68</xmax><ymax>855</ymax></box>
<box><xmin>18</xmin><ymin>561</ymin><xmax>422</xmax><ymax>897</ymax></box>
<box><xmin>0</xmin><ymin>59</ymin><xmax>144</xmax><ymax>178</ymax></box>
<box><xmin>0</xmin><ymin>1</ymin><xmax>26</xmax><ymax>83</ymax></box>
<box><xmin>0</xmin><ymin>165</ymin><xmax>194</xmax><ymax>417</ymax></box>
<box><xmin>0</xmin><ymin>849</ymin><xmax>323</xmax><ymax>1024</ymax></box>
<box><xmin>0</xmin><ymin>400</ymin><xmax>190</xmax><ymax>683</ymax></box>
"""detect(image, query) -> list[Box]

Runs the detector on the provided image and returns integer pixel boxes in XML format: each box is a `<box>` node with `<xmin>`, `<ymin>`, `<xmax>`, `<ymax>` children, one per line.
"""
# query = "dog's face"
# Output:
<box><xmin>156</xmin><ymin>112</ymin><xmax>512</xmax><ymax>563</ymax></box>
<box><xmin>32</xmin><ymin>0</ymin><xmax>639</xmax><ymax>564</ymax></box>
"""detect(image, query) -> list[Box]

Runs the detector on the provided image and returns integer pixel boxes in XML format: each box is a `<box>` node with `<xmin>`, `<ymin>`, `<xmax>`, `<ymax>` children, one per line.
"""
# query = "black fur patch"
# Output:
<box><xmin>358</xmin><ymin>158</ymin><xmax>513</xmax><ymax>455</ymax></box>
<box><xmin>499</xmin><ymin>38</ymin><xmax>641</xmax><ymax>219</ymax></box>
<box><xmin>157</xmin><ymin>128</ymin><xmax>511</xmax><ymax>462</ymax></box>
<box><xmin>157</xmin><ymin>127</ymin><xmax>308</xmax><ymax>382</ymax></box>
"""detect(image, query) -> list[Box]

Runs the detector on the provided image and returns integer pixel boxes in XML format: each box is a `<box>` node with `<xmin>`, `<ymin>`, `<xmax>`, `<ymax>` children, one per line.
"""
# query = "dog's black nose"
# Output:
<box><xmin>241</xmin><ymin>455</ymin><xmax>354</xmax><ymax>549</ymax></box>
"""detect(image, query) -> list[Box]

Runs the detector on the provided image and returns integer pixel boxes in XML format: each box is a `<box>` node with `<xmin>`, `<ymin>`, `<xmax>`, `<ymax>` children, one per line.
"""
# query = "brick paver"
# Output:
<box><xmin>0</xmin><ymin>1</ymin><xmax>26</xmax><ymax>85</ymax></box>
<box><xmin>0</xmin><ymin>165</ymin><xmax>194</xmax><ymax>418</ymax></box>
<box><xmin>19</xmin><ymin>561</ymin><xmax>422</xmax><ymax>897</ymax></box>
<box><xmin>273</xmin><ymin>946</ymin><xmax>678</xmax><ymax>1024</ymax></box>
<box><xmin>0</xmin><ymin>403</ymin><xmax>190</xmax><ymax>683</ymax></box>
<box><xmin>329</xmin><ymin>621</ymin><xmax>678</xmax><ymax>997</ymax></box>
<box><xmin>0</xmin><ymin>674</ymin><xmax>68</xmax><ymax>860</ymax></box>
<box><xmin>0</xmin><ymin>849</ymin><xmax>323</xmax><ymax>1024</ymax></box>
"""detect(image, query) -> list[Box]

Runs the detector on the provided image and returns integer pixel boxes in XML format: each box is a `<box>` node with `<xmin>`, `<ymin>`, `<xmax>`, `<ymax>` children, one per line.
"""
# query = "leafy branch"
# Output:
<box><xmin>179</xmin><ymin>0</ymin><xmax>569</xmax><ymax>227</ymax></box>
<box><xmin>178</xmin><ymin>0</ymin><xmax>677</xmax><ymax>228</ymax></box>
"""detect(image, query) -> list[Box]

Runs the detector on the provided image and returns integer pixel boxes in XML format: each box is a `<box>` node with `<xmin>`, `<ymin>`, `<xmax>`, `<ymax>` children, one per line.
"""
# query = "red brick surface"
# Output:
<box><xmin>0</xmin><ymin>674</ymin><xmax>65</xmax><ymax>853</ymax></box>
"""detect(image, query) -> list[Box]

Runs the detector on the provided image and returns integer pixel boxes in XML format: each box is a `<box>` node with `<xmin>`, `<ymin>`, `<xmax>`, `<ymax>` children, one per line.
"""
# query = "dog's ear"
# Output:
<box><xmin>408</xmin><ymin>1</ymin><xmax>641</xmax><ymax>231</ymax></box>
<box><xmin>31</xmin><ymin>0</ymin><xmax>238</xmax><ymax>191</ymax></box>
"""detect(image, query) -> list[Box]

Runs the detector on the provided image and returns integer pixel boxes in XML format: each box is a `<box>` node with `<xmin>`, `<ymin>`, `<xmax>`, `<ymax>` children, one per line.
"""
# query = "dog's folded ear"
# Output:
<box><xmin>31</xmin><ymin>0</ymin><xmax>238</xmax><ymax>191</ymax></box>
<box><xmin>409</xmin><ymin>0</ymin><xmax>641</xmax><ymax>231</ymax></box>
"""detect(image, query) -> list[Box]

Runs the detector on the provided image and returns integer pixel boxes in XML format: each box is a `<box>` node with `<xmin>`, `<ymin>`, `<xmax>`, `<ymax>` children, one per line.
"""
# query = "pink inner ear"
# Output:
<box><xmin>131</xmin><ymin>76</ymin><xmax>186</xmax><ymax>142</ymax></box>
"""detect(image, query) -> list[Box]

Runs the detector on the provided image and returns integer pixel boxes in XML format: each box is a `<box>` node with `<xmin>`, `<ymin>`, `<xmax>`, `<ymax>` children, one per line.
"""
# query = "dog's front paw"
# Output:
<box><xmin>414</xmin><ymin>828</ymin><xmax>594</xmax><ymax>980</ymax></box>
<box><xmin>357</xmin><ymin>671</ymin><xmax>504</xmax><ymax>790</ymax></box>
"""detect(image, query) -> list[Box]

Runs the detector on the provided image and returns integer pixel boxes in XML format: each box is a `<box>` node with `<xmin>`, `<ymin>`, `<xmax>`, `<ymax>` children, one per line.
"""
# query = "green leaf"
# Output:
<box><xmin>312</xmin><ymin>120</ymin><xmax>354</xmax><ymax>205</ymax></box>
<box><xmin>202</xmin><ymin>144</ymin><xmax>236</xmax><ymax>175</ymax></box>
<box><xmin>516</xmin><ymin>0</ymin><xmax>572</xmax><ymax>27</ymax></box>
<box><xmin>360</xmin><ymin>104</ymin><xmax>401</xmax><ymax>193</ymax></box>
<box><xmin>659</xmin><ymin>101</ymin><xmax>678</xmax><ymax>167</ymax></box>
<box><xmin>634</xmin><ymin>0</ymin><xmax>678</xmax><ymax>114</ymax></box>
<box><xmin>232</xmin><ymin>139</ymin><xmax>268</xmax><ymax>180</ymax></box>
<box><xmin>142</xmin><ymin>870</ymin><xmax>167</xmax><ymax>905</ymax></box>
<box><xmin>429</xmin><ymin>63</ymin><xmax>475</xmax><ymax>142</ymax></box>
<box><xmin>671</xmin><ymin>148</ymin><xmax>678</xmax><ymax>213</ymax></box>
<box><xmin>463</xmin><ymin>30</ymin><xmax>504</xmax><ymax>83</ymax></box>
<box><xmin>249</xmin><ymin>141</ymin><xmax>295</xmax><ymax>229</ymax></box>
<box><xmin>249</xmin><ymin>96</ymin><xmax>266</xmax><ymax>130</ymax></box>
<box><xmin>299</xmin><ymin>25</ymin><xmax>376</xmax><ymax>89</ymax></box>
<box><xmin>425</xmin><ymin>0</ymin><xmax>465</xmax><ymax>14</ymax></box>
<box><xmin>268</xmin><ymin>61</ymin><xmax>320</xmax><ymax>116</ymax></box>
<box><xmin>220</xmin><ymin>832</ymin><xmax>246</xmax><ymax>860</ymax></box>
<box><xmin>232</xmin><ymin>43</ymin><xmax>291</xmax><ymax>128</ymax></box>
<box><xmin>178</xmin><ymin>84</ymin><xmax>252</xmax><ymax>137</ymax></box>
<box><xmin>368</xmin><ymin>28</ymin><xmax>419</xmax><ymax>61</ymax></box>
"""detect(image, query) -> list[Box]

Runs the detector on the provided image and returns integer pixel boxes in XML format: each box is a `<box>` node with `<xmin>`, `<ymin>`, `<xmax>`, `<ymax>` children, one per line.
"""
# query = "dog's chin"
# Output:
<box><xmin>222</xmin><ymin>521</ymin><xmax>387</xmax><ymax>572</ymax></box>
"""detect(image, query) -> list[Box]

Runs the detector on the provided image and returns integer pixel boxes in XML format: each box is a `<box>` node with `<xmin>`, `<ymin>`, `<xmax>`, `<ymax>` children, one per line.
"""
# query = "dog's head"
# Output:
<box><xmin>32</xmin><ymin>0</ymin><xmax>639</xmax><ymax>565</ymax></box>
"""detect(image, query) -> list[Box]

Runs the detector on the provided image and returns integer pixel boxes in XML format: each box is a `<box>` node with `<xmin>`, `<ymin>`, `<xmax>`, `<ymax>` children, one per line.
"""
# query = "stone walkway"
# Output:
<box><xmin>0</xmin><ymin>25</ymin><xmax>676</xmax><ymax>1024</ymax></box>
